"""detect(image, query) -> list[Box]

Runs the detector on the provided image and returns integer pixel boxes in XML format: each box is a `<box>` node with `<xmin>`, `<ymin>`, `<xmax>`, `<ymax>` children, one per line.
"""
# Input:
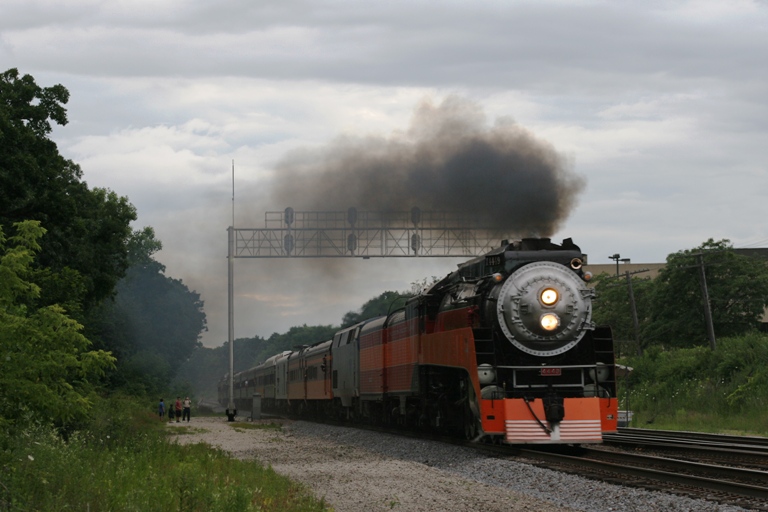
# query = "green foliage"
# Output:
<box><xmin>116</xmin><ymin>351</ymin><xmax>173</xmax><ymax>395</ymax></box>
<box><xmin>94</xmin><ymin>228</ymin><xmax>206</xmax><ymax>393</ymax></box>
<box><xmin>264</xmin><ymin>324</ymin><xmax>339</xmax><ymax>354</ymax></box>
<box><xmin>1</xmin><ymin>69</ymin><xmax>207</xmax><ymax>405</ymax></box>
<box><xmin>644</xmin><ymin>239</ymin><xmax>768</xmax><ymax>347</ymax></box>
<box><xmin>112</xmin><ymin>266</ymin><xmax>205</xmax><ymax>362</ymax></box>
<box><xmin>592</xmin><ymin>271</ymin><xmax>653</xmax><ymax>348</ymax></box>
<box><xmin>0</xmin><ymin>221</ymin><xmax>115</xmax><ymax>434</ymax></box>
<box><xmin>341</xmin><ymin>290</ymin><xmax>411</xmax><ymax>327</ymax></box>
<box><xmin>126</xmin><ymin>226</ymin><xmax>164</xmax><ymax>268</ymax></box>
<box><xmin>594</xmin><ymin>238</ymin><xmax>768</xmax><ymax>351</ymax></box>
<box><xmin>0</xmin><ymin>396</ymin><xmax>326</xmax><ymax>511</ymax></box>
<box><xmin>620</xmin><ymin>332</ymin><xmax>768</xmax><ymax>434</ymax></box>
<box><xmin>0</xmin><ymin>69</ymin><xmax>137</xmax><ymax>314</ymax></box>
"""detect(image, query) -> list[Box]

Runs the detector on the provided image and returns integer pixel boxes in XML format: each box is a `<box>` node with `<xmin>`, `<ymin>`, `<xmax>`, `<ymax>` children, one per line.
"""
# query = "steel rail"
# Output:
<box><xmin>582</xmin><ymin>447</ymin><xmax>768</xmax><ymax>486</ymax></box>
<box><xmin>604</xmin><ymin>431</ymin><xmax>768</xmax><ymax>465</ymax></box>
<box><xmin>520</xmin><ymin>448</ymin><xmax>768</xmax><ymax>502</ymax></box>
<box><xmin>614</xmin><ymin>428</ymin><xmax>768</xmax><ymax>451</ymax></box>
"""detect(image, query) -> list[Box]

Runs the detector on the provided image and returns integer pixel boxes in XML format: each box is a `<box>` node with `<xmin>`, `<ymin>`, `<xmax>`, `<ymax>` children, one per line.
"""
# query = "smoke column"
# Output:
<box><xmin>271</xmin><ymin>96</ymin><xmax>585</xmax><ymax>237</ymax></box>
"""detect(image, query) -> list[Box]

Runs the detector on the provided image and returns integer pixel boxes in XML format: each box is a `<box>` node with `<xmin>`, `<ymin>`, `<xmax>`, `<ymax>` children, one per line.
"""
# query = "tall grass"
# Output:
<box><xmin>0</xmin><ymin>395</ymin><xmax>327</xmax><ymax>511</ymax></box>
<box><xmin>619</xmin><ymin>332</ymin><xmax>768</xmax><ymax>435</ymax></box>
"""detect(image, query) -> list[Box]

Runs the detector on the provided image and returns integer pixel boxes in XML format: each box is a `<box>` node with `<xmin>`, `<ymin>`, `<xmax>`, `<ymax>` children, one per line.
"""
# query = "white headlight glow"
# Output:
<box><xmin>540</xmin><ymin>313</ymin><xmax>560</xmax><ymax>331</ymax></box>
<box><xmin>540</xmin><ymin>288</ymin><xmax>559</xmax><ymax>306</ymax></box>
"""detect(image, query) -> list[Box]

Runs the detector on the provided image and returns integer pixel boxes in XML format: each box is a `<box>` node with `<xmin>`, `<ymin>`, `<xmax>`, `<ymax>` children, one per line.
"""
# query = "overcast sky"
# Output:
<box><xmin>3</xmin><ymin>0</ymin><xmax>767</xmax><ymax>347</ymax></box>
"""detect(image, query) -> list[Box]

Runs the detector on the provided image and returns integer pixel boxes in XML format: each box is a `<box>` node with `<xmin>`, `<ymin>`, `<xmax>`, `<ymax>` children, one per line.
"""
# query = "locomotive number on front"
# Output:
<box><xmin>540</xmin><ymin>368</ymin><xmax>562</xmax><ymax>376</ymax></box>
<box><xmin>485</xmin><ymin>255</ymin><xmax>503</xmax><ymax>267</ymax></box>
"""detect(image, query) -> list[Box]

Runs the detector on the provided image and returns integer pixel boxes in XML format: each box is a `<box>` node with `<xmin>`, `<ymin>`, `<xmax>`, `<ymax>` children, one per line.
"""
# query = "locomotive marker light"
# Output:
<box><xmin>589</xmin><ymin>362</ymin><xmax>610</xmax><ymax>383</ymax></box>
<box><xmin>477</xmin><ymin>364</ymin><xmax>496</xmax><ymax>385</ymax></box>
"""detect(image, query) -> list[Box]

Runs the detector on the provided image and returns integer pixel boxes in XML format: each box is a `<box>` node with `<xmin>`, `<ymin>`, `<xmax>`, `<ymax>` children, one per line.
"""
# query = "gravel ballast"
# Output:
<box><xmin>170</xmin><ymin>417</ymin><xmax>748</xmax><ymax>512</ymax></box>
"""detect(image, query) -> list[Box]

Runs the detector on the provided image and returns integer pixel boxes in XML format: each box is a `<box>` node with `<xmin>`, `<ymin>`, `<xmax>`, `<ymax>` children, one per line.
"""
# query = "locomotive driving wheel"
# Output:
<box><xmin>463</xmin><ymin>404</ymin><xmax>479</xmax><ymax>440</ymax></box>
<box><xmin>462</xmin><ymin>382</ymin><xmax>481</xmax><ymax>440</ymax></box>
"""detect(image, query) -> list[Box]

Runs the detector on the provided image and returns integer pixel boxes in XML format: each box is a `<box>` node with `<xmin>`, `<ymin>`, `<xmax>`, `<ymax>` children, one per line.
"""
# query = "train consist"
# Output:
<box><xmin>219</xmin><ymin>237</ymin><xmax>618</xmax><ymax>444</ymax></box>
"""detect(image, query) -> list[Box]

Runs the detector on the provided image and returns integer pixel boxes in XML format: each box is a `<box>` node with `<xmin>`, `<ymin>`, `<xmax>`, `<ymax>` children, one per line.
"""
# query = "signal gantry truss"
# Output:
<box><xmin>229</xmin><ymin>208</ymin><xmax>509</xmax><ymax>258</ymax></box>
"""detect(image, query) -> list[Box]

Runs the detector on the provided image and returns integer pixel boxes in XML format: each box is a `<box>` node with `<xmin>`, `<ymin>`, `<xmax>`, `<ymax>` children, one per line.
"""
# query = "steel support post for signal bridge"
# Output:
<box><xmin>227</xmin><ymin>226</ymin><xmax>236</xmax><ymax>420</ymax></box>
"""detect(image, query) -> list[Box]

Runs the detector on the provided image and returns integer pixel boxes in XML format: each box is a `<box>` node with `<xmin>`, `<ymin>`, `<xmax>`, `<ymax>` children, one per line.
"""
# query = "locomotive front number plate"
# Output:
<box><xmin>486</xmin><ymin>255</ymin><xmax>503</xmax><ymax>267</ymax></box>
<box><xmin>540</xmin><ymin>368</ymin><xmax>562</xmax><ymax>376</ymax></box>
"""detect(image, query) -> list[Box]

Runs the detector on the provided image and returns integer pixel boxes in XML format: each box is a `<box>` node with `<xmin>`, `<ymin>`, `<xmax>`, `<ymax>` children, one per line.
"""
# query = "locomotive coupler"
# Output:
<box><xmin>543</xmin><ymin>393</ymin><xmax>565</xmax><ymax>424</ymax></box>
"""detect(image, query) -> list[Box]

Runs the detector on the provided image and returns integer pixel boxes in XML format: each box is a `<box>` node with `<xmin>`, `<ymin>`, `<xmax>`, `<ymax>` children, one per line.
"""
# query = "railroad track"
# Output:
<box><xmin>378</xmin><ymin>423</ymin><xmax>768</xmax><ymax>509</ymax></box>
<box><xmin>604</xmin><ymin>428</ymin><xmax>768</xmax><ymax>470</ymax></box>
<box><xmin>514</xmin><ymin>445</ymin><xmax>768</xmax><ymax>510</ymax></box>
<box><xmin>442</xmin><ymin>426</ymin><xmax>768</xmax><ymax>509</ymax></box>
<box><xmin>234</xmin><ymin>412</ymin><xmax>768</xmax><ymax>509</ymax></box>
<box><xmin>609</xmin><ymin>427</ymin><xmax>768</xmax><ymax>451</ymax></box>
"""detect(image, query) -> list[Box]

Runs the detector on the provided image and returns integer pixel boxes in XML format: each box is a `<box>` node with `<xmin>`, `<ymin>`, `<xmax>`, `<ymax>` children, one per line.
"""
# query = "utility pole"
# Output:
<box><xmin>611</xmin><ymin>267</ymin><xmax>647</xmax><ymax>356</ymax></box>
<box><xmin>624</xmin><ymin>270</ymin><xmax>643</xmax><ymax>356</ymax></box>
<box><xmin>696</xmin><ymin>253</ymin><xmax>717</xmax><ymax>351</ymax></box>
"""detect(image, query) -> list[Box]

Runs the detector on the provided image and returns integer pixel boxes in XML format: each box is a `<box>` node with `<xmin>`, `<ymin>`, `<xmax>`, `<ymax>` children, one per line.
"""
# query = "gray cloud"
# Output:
<box><xmin>5</xmin><ymin>2</ymin><xmax>766</xmax><ymax>93</ymax></box>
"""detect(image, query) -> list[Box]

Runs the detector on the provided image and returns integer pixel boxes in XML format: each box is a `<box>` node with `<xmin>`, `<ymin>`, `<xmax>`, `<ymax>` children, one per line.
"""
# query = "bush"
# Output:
<box><xmin>0</xmin><ymin>395</ymin><xmax>326</xmax><ymax>511</ymax></box>
<box><xmin>620</xmin><ymin>332</ymin><xmax>768</xmax><ymax>434</ymax></box>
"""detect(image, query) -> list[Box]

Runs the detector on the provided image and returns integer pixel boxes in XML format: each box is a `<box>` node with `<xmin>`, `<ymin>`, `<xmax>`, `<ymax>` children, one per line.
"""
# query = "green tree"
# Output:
<box><xmin>644</xmin><ymin>239</ymin><xmax>768</xmax><ymax>348</ymax></box>
<box><xmin>0</xmin><ymin>221</ymin><xmax>115</xmax><ymax>434</ymax></box>
<box><xmin>341</xmin><ymin>290</ymin><xmax>411</xmax><ymax>327</ymax></box>
<box><xmin>592</xmin><ymin>272</ymin><xmax>653</xmax><ymax>354</ymax></box>
<box><xmin>93</xmin><ymin>228</ymin><xmax>207</xmax><ymax>392</ymax></box>
<box><xmin>0</xmin><ymin>68</ymin><xmax>136</xmax><ymax>317</ymax></box>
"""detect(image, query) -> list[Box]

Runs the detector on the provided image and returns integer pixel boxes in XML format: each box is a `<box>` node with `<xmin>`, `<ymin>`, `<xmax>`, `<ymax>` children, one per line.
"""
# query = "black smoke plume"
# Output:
<box><xmin>271</xmin><ymin>96</ymin><xmax>585</xmax><ymax>237</ymax></box>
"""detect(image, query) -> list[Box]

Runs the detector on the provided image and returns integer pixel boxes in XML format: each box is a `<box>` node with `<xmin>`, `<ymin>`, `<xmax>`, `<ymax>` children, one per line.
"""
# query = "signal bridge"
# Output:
<box><xmin>229</xmin><ymin>207</ymin><xmax>509</xmax><ymax>258</ymax></box>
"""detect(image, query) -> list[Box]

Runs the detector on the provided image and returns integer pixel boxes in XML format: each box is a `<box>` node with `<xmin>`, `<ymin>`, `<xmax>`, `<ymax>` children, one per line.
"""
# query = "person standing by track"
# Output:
<box><xmin>182</xmin><ymin>396</ymin><xmax>191</xmax><ymax>422</ymax></box>
<box><xmin>158</xmin><ymin>398</ymin><xmax>165</xmax><ymax>419</ymax></box>
<box><xmin>174</xmin><ymin>397</ymin><xmax>182</xmax><ymax>423</ymax></box>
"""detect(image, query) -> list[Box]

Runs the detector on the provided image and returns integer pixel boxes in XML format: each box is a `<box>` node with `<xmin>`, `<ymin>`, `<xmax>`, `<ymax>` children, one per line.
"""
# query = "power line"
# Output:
<box><xmin>736</xmin><ymin>238</ymin><xmax>768</xmax><ymax>249</ymax></box>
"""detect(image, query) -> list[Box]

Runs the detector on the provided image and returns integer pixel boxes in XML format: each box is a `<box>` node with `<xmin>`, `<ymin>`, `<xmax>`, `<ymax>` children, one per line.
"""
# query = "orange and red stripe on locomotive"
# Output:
<box><xmin>220</xmin><ymin>237</ymin><xmax>618</xmax><ymax>444</ymax></box>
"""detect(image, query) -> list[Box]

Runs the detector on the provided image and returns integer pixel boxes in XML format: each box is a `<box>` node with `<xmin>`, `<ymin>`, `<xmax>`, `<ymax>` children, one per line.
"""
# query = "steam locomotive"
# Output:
<box><xmin>219</xmin><ymin>237</ymin><xmax>618</xmax><ymax>444</ymax></box>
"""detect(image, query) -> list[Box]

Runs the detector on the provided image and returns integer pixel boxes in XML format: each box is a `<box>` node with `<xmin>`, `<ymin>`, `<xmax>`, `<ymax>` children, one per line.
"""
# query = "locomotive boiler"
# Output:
<box><xmin>220</xmin><ymin>237</ymin><xmax>618</xmax><ymax>444</ymax></box>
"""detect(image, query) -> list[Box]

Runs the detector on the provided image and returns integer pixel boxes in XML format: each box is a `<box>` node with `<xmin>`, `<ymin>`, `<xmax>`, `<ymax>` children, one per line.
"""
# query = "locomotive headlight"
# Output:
<box><xmin>540</xmin><ymin>288</ymin><xmax>559</xmax><ymax>306</ymax></box>
<box><xmin>540</xmin><ymin>313</ymin><xmax>560</xmax><ymax>331</ymax></box>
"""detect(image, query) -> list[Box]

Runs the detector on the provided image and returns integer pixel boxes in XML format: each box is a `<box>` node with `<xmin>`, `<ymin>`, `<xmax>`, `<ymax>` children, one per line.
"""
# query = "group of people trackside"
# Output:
<box><xmin>158</xmin><ymin>396</ymin><xmax>192</xmax><ymax>422</ymax></box>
